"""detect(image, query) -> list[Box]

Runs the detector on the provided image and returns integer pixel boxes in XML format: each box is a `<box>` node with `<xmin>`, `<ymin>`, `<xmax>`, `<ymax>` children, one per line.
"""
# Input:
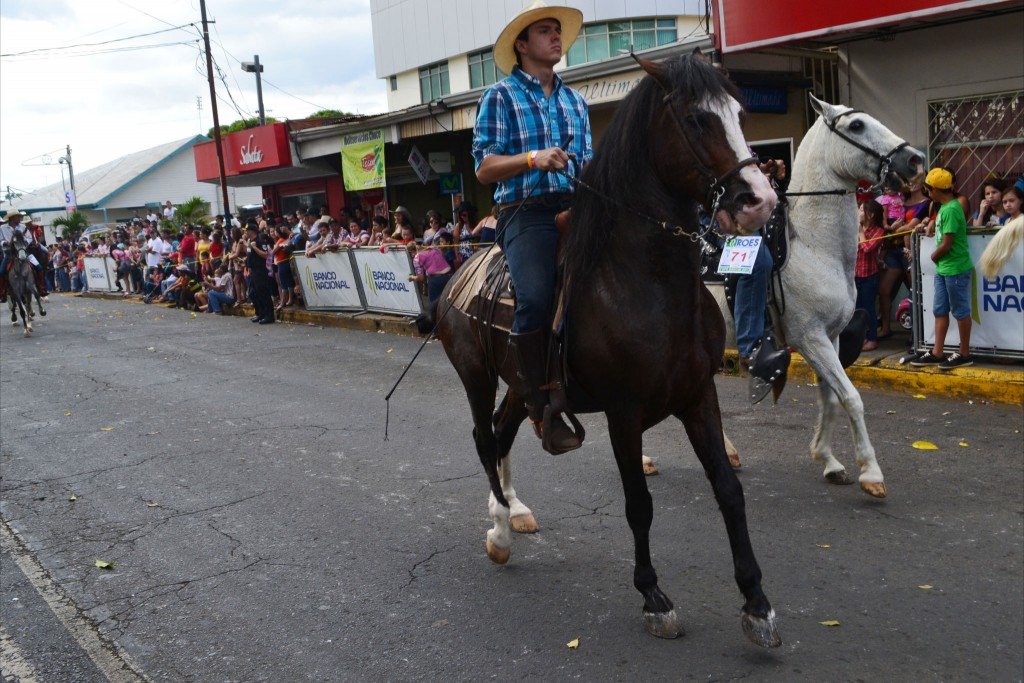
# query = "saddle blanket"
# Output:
<box><xmin>447</xmin><ymin>247</ymin><xmax>516</xmax><ymax>333</ymax></box>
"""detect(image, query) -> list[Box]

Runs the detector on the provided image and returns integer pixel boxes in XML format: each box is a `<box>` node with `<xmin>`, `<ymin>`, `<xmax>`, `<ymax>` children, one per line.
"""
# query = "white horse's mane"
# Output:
<box><xmin>978</xmin><ymin>214</ymin><xmax>1024</xmax><ymax>279</ymax></box>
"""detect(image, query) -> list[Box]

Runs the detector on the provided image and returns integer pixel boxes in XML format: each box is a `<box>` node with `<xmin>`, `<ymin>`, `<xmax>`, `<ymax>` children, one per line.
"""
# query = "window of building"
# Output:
<box><xmin>468</xmin><ymin>49</ymin><xmax>505</xmax><ymax>89</ymax></box>
<box><xmin>928</xmin><ymin>89</ymin><xmax>1024</xmax><ymax>201</ymax></box>
<box><xmin>389</xmin><ymin>75</ymin><xmax>397</xmax><ymax>91</ymax></box>
<box><xmin>419</xmin><ymin>62</ymin><xmax>450</xmax><ymax>103</ymax></box>
<box><xmin>567</xmin><ymin>18</ymin><xmax>677</xmax><ymax>66</ymax></box>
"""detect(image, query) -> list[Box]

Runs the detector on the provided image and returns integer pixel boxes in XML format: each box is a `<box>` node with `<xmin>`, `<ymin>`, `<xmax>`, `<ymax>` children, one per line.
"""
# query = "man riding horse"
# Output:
<box><xmin>472</xmin><ymin>0</ymin><xmax>593</xmax><ymax>455</ymax></box>
<box><xmin>0</xmin><ymin>210</ymin><xmax>48</xmax><ymax>303</ymax></box>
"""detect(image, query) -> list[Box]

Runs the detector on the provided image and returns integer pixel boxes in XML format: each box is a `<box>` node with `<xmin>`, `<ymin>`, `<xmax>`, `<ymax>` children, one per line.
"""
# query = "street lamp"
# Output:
<box><xmin>241</xmin><ymin>55</ymin><xmax>266</xmax><ymax>126</ymax></box>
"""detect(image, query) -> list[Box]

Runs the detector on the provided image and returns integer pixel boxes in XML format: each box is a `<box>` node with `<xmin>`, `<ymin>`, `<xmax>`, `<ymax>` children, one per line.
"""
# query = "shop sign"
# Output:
<box><xmin>193</xmin><ymin>122</ymin><xmax>292</xmax><ymax>180</ymax></box>
<box><xmin>341</xmin><ymin>128</ymin><xmax>386</xmax><ymax>191</ymax></box>
<box><xmin>569</xmin><ymin>69</ymin><xmax>644</xmax><ymax>106</ymax></box>
<box><xmin>408</xmin><ymin>145</ymin><xmax>431</xmax><ymax>185</ymax></box>
<box><xmin>741</xmin><ymin>86</ymin><xmax>787</xmax><ymax>114</ymax></box>
<box><xmin>714</xmin><ymin>0</ymin><xmax>1006</xmax><ymax>53</ymax></box>
<box><xmin>439</xmin><ymin>173</ymin><xmax>462</xmax><ymax>196</ymax></box>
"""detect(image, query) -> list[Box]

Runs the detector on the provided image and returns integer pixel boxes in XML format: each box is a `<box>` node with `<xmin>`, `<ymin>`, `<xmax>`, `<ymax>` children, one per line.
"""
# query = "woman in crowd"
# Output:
<box><xmin>209</xmin><ymin>229</ymin><xmax>225</xmax><ymax>272</ymax></box>
<box><xmin>971</xmin><ymin>178</ymin><xmax>1008</xmax><ymax>227</ymax></box>
<box><xmin>196</xmin><ymin>226</ymin><xmax>213</xmax><ymax>276</ymax></box>
<box><xmin>342</xmin><ymin>219</ymin><xmax>370</xmax><ymax>247</ymax></box>
<box><xmin>472</xmin><ymin>205</ymin><xmax>498</xmax><ymax>250</ymax></box>
<box><xmin>227</xmin><ymin>226</ymin><xmax>248</xmax><ymax>305</ymax></box>
<box><xmin>856</xmin><ymin>199</ymin><xmax>887</xmax><ymax>351</ymax></box>
<box><xmin>877</xmin><ymin>177</ymin><xmax>928</xmax><ymax>339</ymax></box>
<box><xmin>272</xmin><ymin>224</ymin><xmax>295</xmax><ymax>311</ymax></box>
<box><xmin>453</xmin><ymin>208</ymin><xmax>474</xmax><ymax>264</ymax></box>
<box><xmin>392</xmin><ymin>206</ymin><xmax>414</xmax><ymax>240</ymax></box>
<box><xmin>408</xmin><ymin>236</ymin><xmax>452</xmax><ymax>306</ymax></box>
<box><xmin>196</xmin><ymin>264</ymin><xmax>236</xmax><ymax>314</ymax></box>
<box><xmin>368</xmin><ymin>215</ymin><xmax>391</xmax><ymax>247</ymax></box>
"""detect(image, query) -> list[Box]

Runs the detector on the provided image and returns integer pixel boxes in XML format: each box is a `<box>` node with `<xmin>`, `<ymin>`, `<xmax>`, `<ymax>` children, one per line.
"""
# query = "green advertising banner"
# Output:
<box><xmin>341</xmin><ymin>128</ymin><xmax>386</xmax><ymax>191</ymax></box>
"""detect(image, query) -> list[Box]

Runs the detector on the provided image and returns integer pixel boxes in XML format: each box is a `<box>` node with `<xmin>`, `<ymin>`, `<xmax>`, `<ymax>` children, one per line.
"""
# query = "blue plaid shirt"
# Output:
<box><xmin>473</xmin><ymin>66</ymin><xmax>592</xmax><ymax>205</ymax></box>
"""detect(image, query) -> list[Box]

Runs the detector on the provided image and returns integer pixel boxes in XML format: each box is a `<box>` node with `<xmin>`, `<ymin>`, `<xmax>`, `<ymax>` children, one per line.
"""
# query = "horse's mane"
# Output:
<box><xmin>978</xmin><ymin>214</ymin><xmax>1023</xmax><ymax>279</ymax></box>
<box><xmin>564</xmin><ymin>54</ymin><xmax>740</xmax><ymax>282</ymax></box>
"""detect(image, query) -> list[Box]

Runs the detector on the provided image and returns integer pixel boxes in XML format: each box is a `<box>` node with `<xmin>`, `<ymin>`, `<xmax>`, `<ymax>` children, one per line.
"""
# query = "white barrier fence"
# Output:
<box><xmin>83</xmin><ymin>256</ymin><xmax>118</xmax><ymax>292</ymax></box>
<box><xmin>915</xmin><ymin>229</ymin><xmax>1024</xmax><ymax>358</ymax></box>
<box><xmin>294</xmin><ymin>247</ymin><xmax>422</xmax><ymax>316</ymax></box>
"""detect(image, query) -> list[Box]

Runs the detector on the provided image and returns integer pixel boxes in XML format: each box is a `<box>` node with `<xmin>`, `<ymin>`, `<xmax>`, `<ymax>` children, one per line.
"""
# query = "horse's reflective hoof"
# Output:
<box><xmin>860</xmin><ymin>481</ymin><xmax>888</xmax><ymax>498</ymax></box>
<box><xmin>642</xmin><ymin>455</ymin><xmax>659</xmax><ymax>476</ymax></box>
<box><xmin>40</xmin><ymin>310</ymin><xmax>46</xmax><ymax>317</ymax></box>
<box><xmin>485</xmin><ymin>538</ymin><xmax>510</xmax><ymax>565</ymax></box>
<box><xmin>825</xmin><ymin>469</ymin><xmax>855</xmax><ymax>485</ymax></box>
<box><xmin>643</xmin><ymin>608</ymin><xmax>684</xmax><ymax>639</ymax></box>
<box><xmin>742</xmin><ymin>609</ymin><xmax>782</xmax><ymax>648</ymax></box>
<box><xmin>510</xmin><ymin>512</ymin><xmax>538</xmax><ymax>534</ymax></box>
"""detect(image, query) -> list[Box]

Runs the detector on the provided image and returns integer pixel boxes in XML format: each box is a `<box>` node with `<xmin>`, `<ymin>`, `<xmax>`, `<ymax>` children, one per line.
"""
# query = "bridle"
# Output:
<box><xmin>660</xmin><ymin>88</ymin><xmax>760</xmax><ymax>216</ymax></box>
<box><xmin>824</xmin><ymin>109</ymin><xmax>910</xmax><ymax>192</ymax></box>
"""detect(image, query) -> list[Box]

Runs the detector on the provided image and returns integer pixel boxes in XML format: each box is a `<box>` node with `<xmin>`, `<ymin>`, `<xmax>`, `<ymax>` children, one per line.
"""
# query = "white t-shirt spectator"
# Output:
<box><xmin>163</xmin><ymin>205</ymin><xmax>176</xmax><ymax>220</ymax></box>
<box><xmin>146</xmin><ymin>237</ymin><xmax>165</xmax><ymax>267</ymax></box>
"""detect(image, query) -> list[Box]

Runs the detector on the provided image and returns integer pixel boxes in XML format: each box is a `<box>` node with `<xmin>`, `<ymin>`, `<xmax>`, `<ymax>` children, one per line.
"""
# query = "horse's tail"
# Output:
<box><xmin>978</xmin><ymin>215</ymin><xmax>1023</xmax><ymax>279</ymax></box>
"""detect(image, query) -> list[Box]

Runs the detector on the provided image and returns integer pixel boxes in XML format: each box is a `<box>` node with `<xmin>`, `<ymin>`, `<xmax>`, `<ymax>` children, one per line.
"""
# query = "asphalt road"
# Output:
<box><xmin>1</xmin><ymin>296</ymin><xmax>1022</xmax><ymax>683</ymax></box>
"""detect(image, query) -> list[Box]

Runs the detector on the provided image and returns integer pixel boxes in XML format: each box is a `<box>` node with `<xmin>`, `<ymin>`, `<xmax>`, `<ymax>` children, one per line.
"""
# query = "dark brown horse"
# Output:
<box><xmin>431</xmin><ymin>54</ymin><xmax>781</xmax><ymax>647</ymax></box>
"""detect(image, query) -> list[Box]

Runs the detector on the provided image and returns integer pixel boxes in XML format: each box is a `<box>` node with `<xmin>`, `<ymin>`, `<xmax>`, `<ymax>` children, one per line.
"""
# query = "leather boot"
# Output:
<box><xmin>509</xmin><ymin>329</ymin><xmax>582</xmax><ymax>454</ymax></box>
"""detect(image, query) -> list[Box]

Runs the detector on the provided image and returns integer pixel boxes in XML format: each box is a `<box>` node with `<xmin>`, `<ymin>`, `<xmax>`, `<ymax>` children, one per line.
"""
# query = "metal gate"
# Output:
<box><xmin>928</xmin><ymin>90</ymin><xmax>1024</xmax><ymax>200</ymax></box>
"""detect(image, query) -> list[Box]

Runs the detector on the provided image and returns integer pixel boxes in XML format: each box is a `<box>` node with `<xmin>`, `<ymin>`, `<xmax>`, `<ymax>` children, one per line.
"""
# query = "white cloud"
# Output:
<box><xmin>0</xmin><ymin>0</ymin><xmax>387</xmax><ymax>197</ymax></box>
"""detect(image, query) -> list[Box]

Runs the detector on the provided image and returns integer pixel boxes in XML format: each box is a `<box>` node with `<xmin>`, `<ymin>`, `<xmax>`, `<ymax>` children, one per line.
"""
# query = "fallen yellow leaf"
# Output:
<box><xmin>387</xmin><ymin>348</ymin><xmax>393</xmax><ymax>353</ymax></box>
<box><xmin>146</xmin><ymin>432</ymin><xmax>159</xmax><ymax>436</ymax></box>
<box><xmin>816</xmin><ymin>544</ymin><xmax>831</xmax><ymax>549</ymax></box>
<box><xmin>912</xmin><ymin>441</ymin><xmax>939</xmax><ymax>450</ymax></box>
<box><xmin>190</xmin><ymin>312</ymin><xmax>197</xmax><ymax>318</ymax></box>
<box><xmin>958</xmin><ymin>442</ymin><xmax>969</xmax><ymax>447</ymax></box>
<box><xmin>819</xmin><ymin>620</ymin><xmax>841</xmax><ymax>627</ymax></box>
<box><xmin>566</xmin><ymin>638</ymin><xmax>580</xmax><ymax>649</ymax></box>
<box><xmin>918</xmin><ymin>585</ymin><xmax>933</xmax><ymax>590</ymax></box>
<box><xmin>100</xmin><ymin>427</ymin><xmax>114</xmax><ymax>432</ymax></box>
<box><xmin>942</xmin><ymin>411</ymin><xmax>952</xmax><ymax>416</ymax></box>
<box><xmin>69</xmin><ymin>495</ymin><xmax>77</xmax><ymax>502</ymax></box>
<box><xmin>886</xmin><ymin>410</ymin><xmax>897</xmax><ymax>415</ymax></box>
<box><xmin>913</xmin><ymin>394</ymin><xmax>927</xmax><ymax>399</ymax></box>
<box><xmin>147</xmin><ymin>502</ymin><xmax>160</xmax><ymax>508</ymax></box>
<box><xmin>95</xmin><ymin>559</ymin><xmax>114</xmax><ymax>570</ymax></box>
<box><xmin>64</xmin><ymin>411</ymin><xmax>72</xmax><ymax>416</ymax></box>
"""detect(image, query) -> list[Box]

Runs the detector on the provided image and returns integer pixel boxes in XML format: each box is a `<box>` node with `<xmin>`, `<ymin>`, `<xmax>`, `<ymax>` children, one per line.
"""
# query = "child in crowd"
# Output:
<box><xmin>877</xmin><ymin>179</ymin><xmax>905</xmax><ymax>229</ymax></box>
<box><xmin>856</xmin><ymin>199</ymin><xmax>887</xmax><ymax>351</ymax></box>
<box><xmin>911</xmin><ymin>168</ymin><xmax>974</xmax><ymax>370</ymax></box>
<box><xmin>971</xmin><ymin>178</ymin><xmax>1007</xmax><ymax>227</ymax></box>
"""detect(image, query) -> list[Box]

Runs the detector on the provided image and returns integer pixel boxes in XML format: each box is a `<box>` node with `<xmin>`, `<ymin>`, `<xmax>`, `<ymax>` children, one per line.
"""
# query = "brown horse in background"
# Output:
<box><xmin>430</xmin><ymin>54</ymin><xmax>781</xmax><ymax>647</ymax></box>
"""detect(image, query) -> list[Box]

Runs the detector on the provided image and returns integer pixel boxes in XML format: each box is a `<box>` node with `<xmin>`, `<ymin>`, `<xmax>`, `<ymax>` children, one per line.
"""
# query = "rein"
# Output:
<box><xmin>823</xmin><ymin>109</ymin><xmax>909</xmax><ymax>193</ymax></box>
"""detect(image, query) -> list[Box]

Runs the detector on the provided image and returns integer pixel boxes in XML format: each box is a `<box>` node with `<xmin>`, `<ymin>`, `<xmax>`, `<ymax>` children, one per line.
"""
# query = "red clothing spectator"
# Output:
<box><xmin>855</xmin><ymin>226</ymin><xmax>885</xmax><ymax>277</ymax></box>
<box><xmin>179</xmin><ymin>232</ymin><xmax>197</xmax><ymax>260</ymax></box>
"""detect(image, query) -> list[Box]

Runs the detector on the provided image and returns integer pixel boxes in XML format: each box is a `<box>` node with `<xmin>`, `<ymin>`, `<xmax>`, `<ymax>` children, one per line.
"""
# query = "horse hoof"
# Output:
<box><xmin>825</xmin><ymin>470</ymin><xmax>855</xmax><ymax>485</ymax></box>
<box><xmin>642</xmin><ymin>455</ymin><xmax>659</xmax><ymax>476</ymax></box>
<box><xmin>40</xmin><ymin>310</ymin><xmax>47</xmax><ymax>317</ymax></box>
<box><xmin>742</xmin><ymin>609</ymin><xmax>782</xmax><ymax>648</ymax></box>
<box><xmin>728</xmin><ymin>452</ymin><xmax>742</xmax><ymax>470</ymax></box>
<box><xmin>860</xmin><ymin>481</ymin><xmax>888</xmax><ymax>498</ymax></box>
<box><xmin>643</xmin><ymin>608</ymin><xmax>684</xmax><ymax>639</ymax></box>
<box><xmin>510</xmin><ymin>513</ymin><xmax>538</xmax><ymax>534</ymax></box>
<box><xmin>485</xmin><ymin>539</ymin><xmax>510</xmax><ymax>565</ymax></box>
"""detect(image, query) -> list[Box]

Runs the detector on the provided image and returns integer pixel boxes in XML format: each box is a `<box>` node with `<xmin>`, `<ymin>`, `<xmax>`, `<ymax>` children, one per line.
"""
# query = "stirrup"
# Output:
<box><xmin>536</xmin><ymin>405</ymin><xmax>585</xmax><ymax>455</ymax></box>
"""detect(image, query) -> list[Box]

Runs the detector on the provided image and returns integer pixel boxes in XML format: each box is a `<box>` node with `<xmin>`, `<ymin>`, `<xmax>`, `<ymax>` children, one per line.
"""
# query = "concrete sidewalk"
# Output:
<box><xmin>78</xmin><ymin>291</ymin><xmax>1023</xmax><ymax>406</ymax></box>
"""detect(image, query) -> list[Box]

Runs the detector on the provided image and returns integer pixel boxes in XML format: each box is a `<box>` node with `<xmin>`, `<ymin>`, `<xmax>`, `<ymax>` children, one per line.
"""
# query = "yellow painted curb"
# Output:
<box><xmin>722</xmin><ymin>349</ymin><xmax>1023</xmax><ymax>406</ymax></box>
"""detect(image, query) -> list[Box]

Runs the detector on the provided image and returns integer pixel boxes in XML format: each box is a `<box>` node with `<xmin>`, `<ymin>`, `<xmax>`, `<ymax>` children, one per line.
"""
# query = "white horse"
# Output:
<box><xmin>723</xmin><ymin>95</ymin><xmax>924</xmax><ymax>498</ymax></box>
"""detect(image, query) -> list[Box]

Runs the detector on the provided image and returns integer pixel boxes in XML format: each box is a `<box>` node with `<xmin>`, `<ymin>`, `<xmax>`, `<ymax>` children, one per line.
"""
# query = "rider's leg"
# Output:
<box><xmin>733</xmin><ymin>234</ymin><xmax>773</xmax><ymax>361</ymax></box>
<box><xmin>499</xmin><ymin>205</ymin><xmax>580</xmax><ymax>454</ymax></box>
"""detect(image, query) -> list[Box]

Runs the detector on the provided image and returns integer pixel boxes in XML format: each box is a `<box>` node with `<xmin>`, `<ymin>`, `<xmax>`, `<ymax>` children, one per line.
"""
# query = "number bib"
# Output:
<box><xmin>717</xmin><ymin>236</ymin><xmax>761</xmax><ymax>275</ymax></box>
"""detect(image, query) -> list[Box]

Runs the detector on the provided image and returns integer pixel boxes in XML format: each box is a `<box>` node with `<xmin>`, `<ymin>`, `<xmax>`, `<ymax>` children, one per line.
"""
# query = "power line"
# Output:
<box><xmin>0</xmin><ymin>24</ymin><xmax>196</xmax><ymax>57</ymax></box>
<box><xmin>260</xmin><ymin>77</ymin><xmax>331</xmax><ymax>113</ymax></box>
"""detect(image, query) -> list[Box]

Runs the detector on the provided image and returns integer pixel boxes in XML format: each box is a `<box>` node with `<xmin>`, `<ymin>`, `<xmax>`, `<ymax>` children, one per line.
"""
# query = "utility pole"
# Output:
<box><xmin>199</xmin><ymin>0</ymin><xmax>231</xmax><ymax>223</ymax></box>
<box><xmin>241</xmin><ymin>55</ymin><xmax>266</xmax><ymax>126</ymax></box>
<box><xmin>60</xmin><ymin>145</ymin><xmax>77</xmax><ymax>211</ymax></box>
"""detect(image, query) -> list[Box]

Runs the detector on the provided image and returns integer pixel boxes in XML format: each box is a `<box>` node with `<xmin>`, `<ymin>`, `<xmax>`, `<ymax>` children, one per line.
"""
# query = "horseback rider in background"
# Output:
<box><xmin>0</xmin><ymin>210</ymin><xmax>48</xmax><ymax>303</ymax></box>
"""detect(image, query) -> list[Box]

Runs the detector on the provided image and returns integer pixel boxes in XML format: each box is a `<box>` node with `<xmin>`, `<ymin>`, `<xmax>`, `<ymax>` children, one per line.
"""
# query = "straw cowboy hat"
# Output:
<box><xmin>493</xmin><ymin>0</ymin><xmax>583</xmax><ymax>76</ymax></box>
<box><xmin>2</xmin><ymin>209</ymin><xmax>24</xmax><ymax>222</ymax></box>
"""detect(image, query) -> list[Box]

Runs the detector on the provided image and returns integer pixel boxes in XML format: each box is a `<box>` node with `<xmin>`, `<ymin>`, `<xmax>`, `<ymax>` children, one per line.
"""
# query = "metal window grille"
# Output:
<box><xmin>928</xmin><ymin>90</ymin><xmax>1024</xmax><ymax>201</ymax></box>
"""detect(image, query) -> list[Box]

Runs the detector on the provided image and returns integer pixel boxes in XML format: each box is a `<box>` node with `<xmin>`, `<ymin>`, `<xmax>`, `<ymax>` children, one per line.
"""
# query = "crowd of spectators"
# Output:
<box><xmin>41</xmin><ymin>199</ymin><xmax>504</xmax><ymax>316</ymax></box>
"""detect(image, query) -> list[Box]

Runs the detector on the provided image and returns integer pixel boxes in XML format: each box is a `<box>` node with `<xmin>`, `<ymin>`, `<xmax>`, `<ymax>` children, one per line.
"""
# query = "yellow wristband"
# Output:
<box><xmin>527</xmin><ymin>150</ymin><xmax>537</xmax><ymax>169</ymax></box>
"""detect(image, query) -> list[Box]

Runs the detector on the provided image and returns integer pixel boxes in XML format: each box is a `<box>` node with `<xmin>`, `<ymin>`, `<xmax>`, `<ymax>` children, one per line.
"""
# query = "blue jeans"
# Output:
<box><xmin>855</xmin><ymin>272</ymin><xmax>880</xmax><ymax>341</ymax></box>
<box><xmin>934</xmin><ymin>271</ymin><xmax>972</xmax><ymax>319</ymax></box>
<box><xmin>733</xmin><ymin>233</ymin><xmax>773</xmax><ymax>357</ymax></box>
<box><xmin>207</xmin><ymin>289</ymin><xmax>235</xmax><ymax>313</ymax></box>
<box><xmin>57</xmin><ymin>268</ymin><xmax>71</xmax><ymax>292</ymax></box>
<box><xmin>497</xmin><ymin>204</ymin><xmax>564</xmax><ymax>333</ymax></box>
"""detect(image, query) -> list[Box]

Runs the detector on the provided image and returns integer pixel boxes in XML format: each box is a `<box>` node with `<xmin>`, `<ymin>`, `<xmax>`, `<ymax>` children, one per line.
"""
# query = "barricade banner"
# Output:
<box><xmin>293</xmin><ymin>253</ymin><xmax>364</xmax><ymax>311</ymax></box>
<box><xmin>352</xmin><ymin>247</ymin><xmax>422</xmax><ymax>316</ymax></box>
<box><xmin>83</xmin><ymin>256</ymin><xmax>116</xmax><ymax>291</ymax></box>
<box><xmin>918</xmin><ymin>230</ymin><xmax>1023</xmax><ymax>357</ymax></box>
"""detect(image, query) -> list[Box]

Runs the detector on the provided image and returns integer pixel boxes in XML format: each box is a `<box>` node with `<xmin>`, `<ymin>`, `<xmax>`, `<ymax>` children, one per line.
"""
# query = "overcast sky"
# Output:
<box><xmin>0</xmin><ymin>0</ymin><xmax>388</xmax><ymax>201</ymax></box>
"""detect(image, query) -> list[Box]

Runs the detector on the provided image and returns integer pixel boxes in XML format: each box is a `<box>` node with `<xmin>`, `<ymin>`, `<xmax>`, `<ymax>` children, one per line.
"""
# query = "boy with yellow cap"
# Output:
<box><xmin>911</xmin><ymin>167</ymin><xmax>973</xmax><ymax>369</ymax></box>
